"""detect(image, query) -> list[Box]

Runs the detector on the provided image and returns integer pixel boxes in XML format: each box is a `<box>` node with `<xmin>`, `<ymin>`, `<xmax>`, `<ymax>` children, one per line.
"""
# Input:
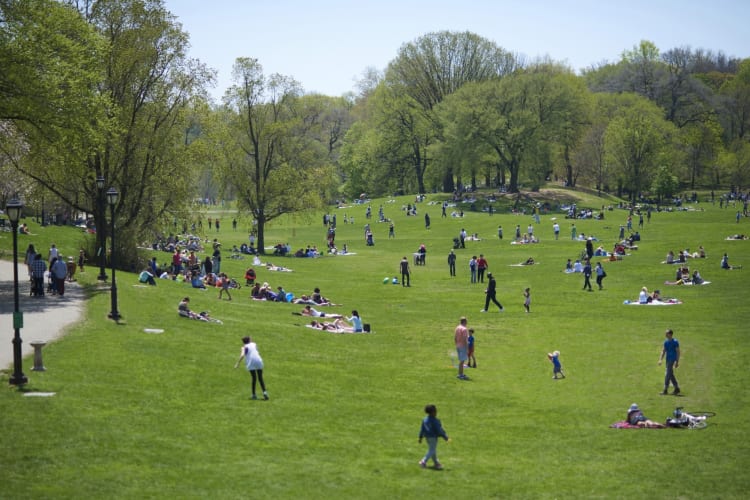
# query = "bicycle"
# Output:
<box><xmin>666</xmin><ymin>407</ymin><xmax>716</xmax><ymax>429</ymax></box>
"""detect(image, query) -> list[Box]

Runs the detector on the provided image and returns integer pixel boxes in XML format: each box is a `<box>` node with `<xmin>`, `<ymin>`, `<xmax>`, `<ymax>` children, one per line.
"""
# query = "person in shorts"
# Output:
<box><xmin>466</xmin><ymin>328</ymin><xmax>476</xmax><ymax>368</ymax></box>
<box><xmin>454</xmin><ymin>317</ymin><xmax>469</xmax><ymax>380</ymax></box>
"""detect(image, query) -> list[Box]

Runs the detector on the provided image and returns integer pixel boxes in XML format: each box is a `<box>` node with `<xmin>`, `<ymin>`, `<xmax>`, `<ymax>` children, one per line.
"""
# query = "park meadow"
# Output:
<box><xmin>1</xmin><ymin>188</ymin><xmax>749</xmax><ymax>499</ymax></box>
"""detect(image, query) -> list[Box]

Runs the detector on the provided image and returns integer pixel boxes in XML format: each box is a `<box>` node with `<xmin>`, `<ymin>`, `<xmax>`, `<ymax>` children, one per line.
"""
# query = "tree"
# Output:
<box><xmin>383</xmin><ymin>31</ymin><xmax>518</xmax><ymax>193</ymax></box>
<box><xmin>0</xmin><ymin>0</ymin><xmax>106</xmax><ymax>203</ymax></box>
<box><xmin>717</xmin><ymin>140</ymin><xmax>750</xmax><ymax>191</ymax></box>
<box><xmin>719</xmin><ymin>58</ymin><xmax>750</xmax><ymax>141</ymax></box>
<box><xmin>604</xmin><ymin>95</ymin><xmax>679</xmax><ymax>200</ymax></box>
<box><xmin>218</xmin><ymin>58</ymin><xmax>328</xmax><ymax>253</ymax></box>
<box><xmin>620</xmin><ymin>40</ymin><xmax>664</xmax><ymax>100</ymax></box>
<box><xmin>439</xmin><ymin>66</ymin><xmax>588</xmax><ymax>193</ymax></box>
<box><xmin>3</xmin><ymin>0</ymin><xmax>213</xmax><ymax>271</ymax></box>
<box><xmin>651</xmin><ymin>165</ymin><xmax>680</xmax><ymax>203</ymax></box>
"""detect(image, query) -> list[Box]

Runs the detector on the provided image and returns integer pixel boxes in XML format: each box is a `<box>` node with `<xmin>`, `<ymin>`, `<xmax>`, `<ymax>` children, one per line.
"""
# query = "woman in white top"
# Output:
<box><xmin>234</xmin><ymin>336</ymin><xmax>268</xmax><ymax>400</ymax></box>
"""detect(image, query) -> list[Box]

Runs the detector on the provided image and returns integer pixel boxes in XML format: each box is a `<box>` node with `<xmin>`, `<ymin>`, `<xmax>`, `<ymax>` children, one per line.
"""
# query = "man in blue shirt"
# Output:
<box><xmin>658</xmin><ymin>328</ymin><xmax>681</xmax><ymax>395</ymax></box>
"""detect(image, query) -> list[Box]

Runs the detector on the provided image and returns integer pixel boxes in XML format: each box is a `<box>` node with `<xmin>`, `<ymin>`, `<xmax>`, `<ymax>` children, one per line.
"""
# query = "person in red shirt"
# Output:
<box><xmin>476</xmin><ymin>254</ymin><xmax>488</xmax><ymax>283</ymax></box>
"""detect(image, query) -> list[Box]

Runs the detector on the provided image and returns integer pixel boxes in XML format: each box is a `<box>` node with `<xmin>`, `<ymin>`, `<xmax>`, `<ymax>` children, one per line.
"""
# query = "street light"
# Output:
<box><xmin>7</xmin><ymin>198</ymin><xmax>28</xmax><ymax>386</ymax></box>
<box><xmin>96</xmin><ymin>176</ymin><xmax>108</xmax><ymax>281</ymax></box>
<box><xmin>106</xmin><ymin>187</ymin><xmax>120</xmax><ymax>321</ymax></box>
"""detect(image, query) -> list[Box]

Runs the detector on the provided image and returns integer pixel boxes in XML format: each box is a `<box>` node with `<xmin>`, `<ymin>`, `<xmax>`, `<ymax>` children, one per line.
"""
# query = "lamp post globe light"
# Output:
<box><xmin>106</xmin><ymin>187</ymin><xmax>120</xmax><ymax>321</ymax></box>
<box><xmin>96</xmin><ymin>176</ymin><xmax>108</xmax><ymax>281</ymax></box>
<box><xmin>7</xmin><ymin>198</ymin><xmax>28</xmax><ymax>386</ymax></box>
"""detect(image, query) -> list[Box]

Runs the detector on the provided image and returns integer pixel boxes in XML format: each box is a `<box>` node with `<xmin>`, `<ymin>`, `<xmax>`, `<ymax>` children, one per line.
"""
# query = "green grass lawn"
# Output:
<box><xmin>1</xmin><ymin>189</ymin><xmax>749</xmax><ymax>498</ymax></box>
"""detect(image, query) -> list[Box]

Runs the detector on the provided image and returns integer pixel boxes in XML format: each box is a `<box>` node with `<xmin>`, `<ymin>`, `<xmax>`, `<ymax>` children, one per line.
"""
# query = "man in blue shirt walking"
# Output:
<box><xmin>658</xmin><ymin>328</ymin><xmax>681</xmax><ymax>395</ymax></box>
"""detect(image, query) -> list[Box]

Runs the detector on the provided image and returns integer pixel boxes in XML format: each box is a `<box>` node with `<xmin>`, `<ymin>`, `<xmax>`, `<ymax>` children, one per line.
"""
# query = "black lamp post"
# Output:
<box><xmin>96</xmin><ymin>176</ymin><xmax>108</xmax><ymax>281</ymax></box>
<box><xmin>106</xmin><ymin>187</ymin><xmax>120</xmax><ymax>321</ymax></box>
<box><xmin>7</xmin><ymin>198</ymin><xmax>28</xmax><ymax>386</ymax></box>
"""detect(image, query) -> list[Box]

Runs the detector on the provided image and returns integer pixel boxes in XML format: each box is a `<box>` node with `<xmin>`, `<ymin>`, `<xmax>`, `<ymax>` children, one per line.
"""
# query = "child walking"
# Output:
<box><xmin>467</xmin><ymin>329</ymin><xmax>477</xmax><ymax>368</ymax></box>
<box><xmin>523</xmin><ymin>287</ymin><xmax>531</xmax><ymax>313</ymax></box>
<box><xmin>218</xmin><ymin>272</ymin><xmax>232</xmax><ymax>300</ymax></box>
<box><xmin>547</xmin><ymin>350</ymin><xmax>565</xmax><ymax>379</ymax></box>
<box><xmin>418</xmin><ymin>404</ymin><xmax>449</xmax><ymax>469</ymax></box>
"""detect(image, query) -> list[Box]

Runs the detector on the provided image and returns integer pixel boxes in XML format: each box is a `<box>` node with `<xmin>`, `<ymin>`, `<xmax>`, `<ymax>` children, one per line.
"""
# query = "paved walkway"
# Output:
<box><xmin>0</xmin><ymin>259</ymin><xmax>86</xmax><ymax>371</ymax></box>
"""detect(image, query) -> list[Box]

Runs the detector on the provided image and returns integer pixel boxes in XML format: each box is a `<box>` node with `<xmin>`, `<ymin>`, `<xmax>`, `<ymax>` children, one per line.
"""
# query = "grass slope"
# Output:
<box><xmin>1</xmin><ymin>189</ymin><xmax>749</xmax><ymax>498</ymax></box>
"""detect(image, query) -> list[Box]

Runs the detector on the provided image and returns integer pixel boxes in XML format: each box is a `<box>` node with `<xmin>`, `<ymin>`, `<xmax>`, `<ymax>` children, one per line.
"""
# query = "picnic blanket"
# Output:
<box><xmin>625</xmin><ymin>299</ymin><xmax>683</xmax><ymax>305</ymax></box>
<box><xmin>663</xmin><ymin>281</ymin><xmax>711</xmax><ymax>286</ymax></box>
<box><xmin>610</xmin><ymin>421</ymin><xmax>640</xmax><ymax>429</ymax></box>
<box><xmin>303</xmin><ymin>324</ymin><xmax>373</xmax><ymax>334</ymax></box>
<box><xmin>609</xmin><ymin>421</ymin><xmax>663</xmax><ymax>429</ymax></box>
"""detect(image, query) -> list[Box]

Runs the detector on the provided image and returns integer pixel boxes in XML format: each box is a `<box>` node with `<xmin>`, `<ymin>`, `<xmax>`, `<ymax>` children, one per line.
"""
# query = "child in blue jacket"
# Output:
<box><xmin>418</xmin><ymin>404</ymin><xmax>449</xmax><ymax>469</ymax></box>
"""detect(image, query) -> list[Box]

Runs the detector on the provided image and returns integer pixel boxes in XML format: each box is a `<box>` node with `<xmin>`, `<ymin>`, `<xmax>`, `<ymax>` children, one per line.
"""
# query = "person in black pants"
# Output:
<box><xmin>481</xmin><ymin>273</ymin><xmax>503</xmax><ymax>312</ymax></box>
<box><xmin>583</xmin><ymin>259</ymin><xmax>593</xmax><ymax>291</ymax></box>
<box><xmin>400</xmin><ymin>256</ymin><xmax>411</xmax><ymax>287</ymax></box>
<box><xmin>447</xmin><ymin>250</ymin><xmax>456</xmax><ymax>276</ymax></box>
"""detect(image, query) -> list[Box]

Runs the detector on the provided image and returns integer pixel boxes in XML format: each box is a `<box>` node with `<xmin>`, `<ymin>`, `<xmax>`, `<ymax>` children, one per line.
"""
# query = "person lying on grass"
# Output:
<box><xmin>308</xmin><ymin>319</ymin><xmax>356</xmax><ymax>332</ymax></box>
<box><xmin>626</xmin><ymin>403</ymin><xmax>665</xmax><ymax>428</ymax></box>
<box><xmin>300</xmin><ymin>305</ymin><xmax>343</xmax><ymax>319</ymax></box>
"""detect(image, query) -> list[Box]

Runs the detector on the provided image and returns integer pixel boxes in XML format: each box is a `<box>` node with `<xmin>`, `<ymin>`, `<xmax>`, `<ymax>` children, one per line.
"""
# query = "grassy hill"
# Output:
<box><xmin>1</xmin><ymin>187</ymin><xmax>749</xmax><ymax>498</ymax></box>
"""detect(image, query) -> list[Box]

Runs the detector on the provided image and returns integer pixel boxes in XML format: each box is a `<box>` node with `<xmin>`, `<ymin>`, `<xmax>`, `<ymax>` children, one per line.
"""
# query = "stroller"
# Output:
<box><xmin>452</xmin><ymin>237</ymin><xmax>461</xmax><ymax>249</ymax></box>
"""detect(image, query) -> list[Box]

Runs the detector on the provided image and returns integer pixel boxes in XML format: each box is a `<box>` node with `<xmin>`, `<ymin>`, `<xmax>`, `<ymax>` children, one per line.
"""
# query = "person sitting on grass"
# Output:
<box><xmin>345</xmin><ymin>310</ymin><xmax>364</xmax><ymax>332</ymax></box>
<box><xmin>178</xmin><ymin>297</ymin><xmax>207</xmax><ymax>321</ymax></box>
<box><xmin>573</xmin><ymin>259</ymin><xmax>584</xmax><ymax>273</ymax></box>
<box><xmin>311</xmin><ymin>287</ymin><xmax>340</xmax><ymax>306</ymax></box>
<box><xmin>139</xmin><ymin>268</ymin><xmax>156</xmax><ymax>286</ymax></box>
<box><xmin>691</xmin><ymin>270</ymin><xmax>705</xmax><ymax>284</ymax></box>
<box><xmin>721</xmin><ymin>253</ymin><xmax>741</xmax><ymax>269</ymax></box>
<box><xmin>626</xmin><ymin>403</ymin><xmax>665</xmax><ymax>428</ymax></box>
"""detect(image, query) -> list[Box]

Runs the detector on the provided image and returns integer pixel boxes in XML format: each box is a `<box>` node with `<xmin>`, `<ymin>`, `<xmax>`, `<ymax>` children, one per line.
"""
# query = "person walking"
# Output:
<box><xmin>400</xmin><ymin>256</ymin><xmax>411</xmax><ymax>287</ymax></box>
<box><xmin>481</xmin><ymin>273</ymin><xmax>503</xmax><ymax>312</ymax></box>
<box><xmin>418</xmin><ymin>404</ymin><xmax>449</xmax><ymax>469</ymax></box>
<box><xmin>31</xmin><ymin>253</ymin><xmax>47</xmax><ymax>297</ymax></box>
<box><xmin>234</xmin><ymin>336</ymin><xmax>269</xmax><ymax>400</ymax></box>
<box><xmin>218</xmin><ymin>273</ymin><xmax>232</xmax><ymax>300</ymax></box>
<box><xmin>523</xmin><ymin>287</ymin><xmax>531</xmax><ymax>313</ymax></box>
<box><xmin>78</xmin><ymin>249</ymin><xmax>86</xmax><ymax>273</ymax></box>
<box><xmin>582</xmin><ymin>259</ymin><xmax>593</xmax><ymax>291</ymax></box>
<box><xmin>497</xmin><ymin>225</ymin><xmax>503</xmax><ymax>240</ymax></box>
<box><xmin>51</xmin><ymin>256</ymin><xmax>68</xmax><ymax>296</ymax></box>
<box><xmin>447</xmin><ymin>250</ymin><xmax>456</xmax><ymax>277</ymax></box>
<box><xmin>454</xmin><ymin>317</ymin><xmax>469</xmax><ymax>380</ymax></box>
<box><xmin>388</xmin><ymin>222</ymin><xmax>395</xmax><ymax>239</ymax></box>
<box><xmin>595</xmin><ymin>262</ymin><xmax>606</xmax><ymax>290</ymax></box>
<box><xmin>553</xmin><ymin>222</ymin><xmax>560</xmax><ymax>240</ymax></box>
<box><xmin>425</xmin><ymin>213</ymin><xmax>431</xmax><ymax>229</ymax></box>
<box><xmin>586</xmin><ymin>237</ymin><xmax>594</xmax><ymax>259</ymax></box>
<box><xmin>658</xmin><ymin>329</ymin><xmax>680</xmax><ymax>395</ymax></box>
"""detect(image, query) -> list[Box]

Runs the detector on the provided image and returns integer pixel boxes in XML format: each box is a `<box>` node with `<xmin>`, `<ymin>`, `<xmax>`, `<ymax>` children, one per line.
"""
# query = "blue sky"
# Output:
<box><xmin>165</xmin><ymin>0</ymin><xmax>750</xmax><ymax>100</ymax></box>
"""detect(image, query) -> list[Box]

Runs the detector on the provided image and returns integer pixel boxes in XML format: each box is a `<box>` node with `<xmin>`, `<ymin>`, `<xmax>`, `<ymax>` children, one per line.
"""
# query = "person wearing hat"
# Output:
<box><xmin>626</xmin><ymin>403</ymin><xmax>665</xmax><ymax>428</ymax></box>
<box><xmin>481</xmin><ymin>272</ymin><xmax>504</xmax><ymax>313</ymax></box>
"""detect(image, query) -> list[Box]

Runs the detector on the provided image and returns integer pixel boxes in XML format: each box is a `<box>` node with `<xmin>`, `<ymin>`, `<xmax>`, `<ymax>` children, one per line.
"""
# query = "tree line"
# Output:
<box><xmin>1</xmin><ymin>1</ymin><xmax>748</xmax><ymax>261</ymax></box>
